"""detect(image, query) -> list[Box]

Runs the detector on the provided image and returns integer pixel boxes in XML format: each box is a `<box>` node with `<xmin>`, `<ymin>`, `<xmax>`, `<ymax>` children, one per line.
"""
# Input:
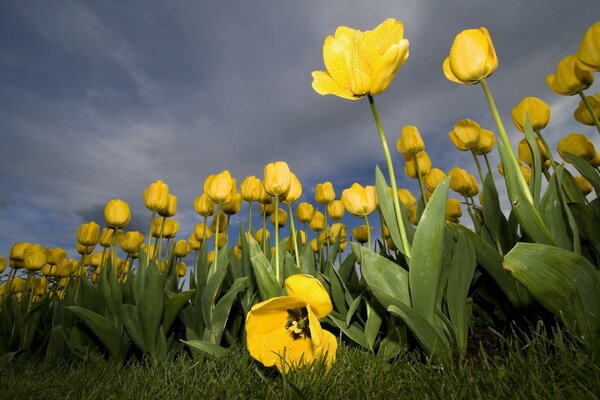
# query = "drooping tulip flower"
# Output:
<box><xmin>576</xmin><ymin>21</ymin><xmax>600</xmax><ymax>72</ymax></box>
<box><xmin>546</xmin><ymin>54</ymin><xmax>594</xmax><ymax>96</ymax></box>
<box><xmin>449</xmin><ymin>119</ymin><xmax>481</xmax><ymax>151</ymax></box>
<box><xmin>574</xmin><ymin>93</ymin><xmax>600</xmax><ymax>126</ymax></box>
<box><xmin>511</xmin><ymin>97</ymin><xmax>551</xmax><ymax>133</ymax></box>
<box><xmin>443</xmin><ymin>27</ymin><xmax>498</xmax><ymax>85</ymax></box>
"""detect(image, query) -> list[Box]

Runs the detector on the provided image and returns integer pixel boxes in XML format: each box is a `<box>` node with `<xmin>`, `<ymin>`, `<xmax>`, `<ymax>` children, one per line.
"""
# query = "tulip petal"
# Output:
<box><xmin>314</xmin><ymin>330</ymin><xmax>338</xmax><ymax>370</ymax></box>
<box><xmin>449</xmin><ymin>29</ymin><xmax>488</xmax><ymax>83</ymax></box>
<box><xmin>311</xmin><ymin>71</ymin><xmax>361</xmax><ymax>100</ymax></box>
<box><xmin>284</xmin><ymin>274</ymin><xmax>332</xmax><ymax>318</ymax></box>
<box><xmin>246</xmin><ymin>296</ymin><xmax>306</xmax><ymax>337</ymax></box>
<box><xmin>306</xmin><ymin>305</ymin><xmax>323</xmax><ymax>346</ymax></box>
<box><xmin>443</xmin><ymin>57</ymin><xmax>467</xmax><ymax>84</ymax></box>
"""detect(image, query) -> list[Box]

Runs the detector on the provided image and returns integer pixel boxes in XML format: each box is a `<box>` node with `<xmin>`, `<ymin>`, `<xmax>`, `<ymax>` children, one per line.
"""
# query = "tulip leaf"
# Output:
<box><xmin>201</xmin><ymin>254</ymin><xmax>230</xmax><ymax>330</ymax></box>
<box><xmin>446</xmin><ymin>230</ymin><xmax>476</xmax><ymax>356</ymax></box>
<box><xmin>345</xmin><ymin>293</ymin><xmax>363</xmax><ymax>327</ymax></box>
<box><xmin>138</xmin><ymin>262</ymin><xmax>165</xmax><ymax>357</ymax></box>
<box><xmin>163</xmin><ymin>289</ymin><xmax>195</xmax><ymax>334</ymax></box>
<box><xmin>352</xmin><ymin>242</ymin><xmax>410</xmax><ymax>309</ymax></box>
<box><xmin>496</xmin><ymin>140</ymin><xmax>554</xmax><ymax>245</ymax></box>
<box><xmin>364</xmin><ymin>297</ymin><xmax>384</xmax><ymax>352</ymax></box>
<box><xmin>246</xmin><ymin>233</ymin><xmax>281</xmax><ymax>300</ymax></box>
<box><xmin>122</xmin><ymin>304</ymin><xmax>145</xmax><ymax>353</ymax></box>
<box><xmin>328</xmin><ymin>263</ymin><xmax>349</xmax><ymax>315</ymax></box>
<box><xmin>482</xmin><ymin>173</ymin><xmax>514</xmax><ymax>254</ymax></box>
<box><xmin>299</xmin><ymin>242</ymin><xmax>316</xmax><ymax>275</ymax></box>
<box><xmin>208</xmin><ymin>277</ymin><xmax>249</xmax><ymax>345</ymax></box>
<box><xmin>504</xmin><ymin>243</ymin><xmax>600</xmax><ymax>344</ymax></box>
<box><xmin>523</xmin><ymin>114</ymin><xmax>542</xmax><ymax>207</ymax></box>
<box><xmin>569</xmin><ymin>203</ymin><xmax>600</xmax><ymax>257</ymax></box>
<box><xmin>66</xmin><ymin>306</ymin><xmax>124</xmax><ymax>361</ymax></box>
<box><xmin>540</xmin><ymin>168</ymin><xmax>575</xmax><ymax>251</ymax></box>
<box><xmin>45</xmin><ymin>325</ymin><xmax>65</xmax><ymax>362</ymax></box>
<box><xmin>409</xmin><ymin>177</ymin><xmax>450</xmax><ymax>325</ymax></box>
<box><xmin>328</xmin><ymin>313</ymin><xmax>367</xmax><ymax>348</ymax></box>
<box><xmin>182</xmin><ymin>339</ymin><xmax>228</xmax><ymax>359</ymax></box>
<box><xmin>563</xmin><ymin>151</ymin><xmax>600</xmax><ymax>196</ymax></box>
<box><xmin>387</xmin><ymin>304</ymin><xmax>450</xmax><ymax>362</ymax></box>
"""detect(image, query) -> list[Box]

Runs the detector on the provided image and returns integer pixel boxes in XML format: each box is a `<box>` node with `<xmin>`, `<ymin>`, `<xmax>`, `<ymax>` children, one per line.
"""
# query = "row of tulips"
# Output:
<box><xmin>1</xmin><ymin>18</ymin><xmax>600</xmax><ymax>372</ymax></box>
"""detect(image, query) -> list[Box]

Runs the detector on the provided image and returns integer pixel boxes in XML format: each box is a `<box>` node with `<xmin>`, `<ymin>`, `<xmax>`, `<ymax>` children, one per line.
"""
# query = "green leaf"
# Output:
<box><xmin>446</xmin><ymin>231</ymin><xmax>476</xmax><ymax>356</ymax></box>
<box><xmin>246</xmin><ymin>233</ymin><xmax>281</xmax><ymax>300</ymax></box>
<box><xmin>364</xmin><ymin>298</ymin><xmax>384</xmax><ymax>352</ymax></box>
<box><xmin>45</xmin><ymin>325</ymin><xmax>65</xmax><ymax>362</ymax></box>
<box><xmin>409</xmin><ymin>177</ymin><xmax>450</xmax><ymax>324</ymax></box>
<box><xmin>208</xmin><ymin>277</ymin><xmax>249</xmax><ymax>345</ymax></box>
<box><xmin>66</xmin><ymin>306</ymin><xmax>124</xmax><ymax>360</ymax></box>
<box><xmin>122</xmin><ymin>304</ymin><xmax>145</xmax><ymax>352</ymax></box>
<box><xmin>163</xmin><ymin>290</ymin><xmax>195</xmax><ymax>334</ymax></box>
<box><xmin>328</xmin><ymin>314</ymin><xmax>367</xmax><ymax>348</ymax></box>
<box><xmin>504</xmin><ymin>243</ymin><xmax>600</xmax><ymax>344</ymax></box>
<box><xmin>563</xmin><ymin>151</ymin><xmax>600</xmax><ymax>197</ymax></box>
<box><xmin>138</xmin><ymin>262</ymin><xmax>164</xmax><ymax>356</ymax></box>
<box><xmin>482</xmin><ymin>173</ymin><xmax>514</xmax><ymax>254</ymax></box>
<box><xmin>540</xmin><ymin>169</ymin><xmax>574</xmax><ymax>251</ymax></box>
<box><xmin>182</xmin><ymin>339</ymin><xmax>228</xmax><ymax>358</ymax></box>
<box><xmin>328</xmin><ymin>264</ymin><xmax>349</xmax><ymax>314</ymax></box>
<box><xmin>345</xmin><ymin>293</ymin><xmax>363</xmax><ymax>327</ymax></box>
<box><xmin>201</xmin><ymin>256</ymin><xmax>230</xmax><ymax>329</ymax></box>
<box><xmin>352</xmin><ymin>243</ymin><xmax>410</xmax><ymax>309</ymax></box>
<box><xmin>523</xmin><ymin>114</ymin><xmax>542</xmax><ymax>207</ymax></box>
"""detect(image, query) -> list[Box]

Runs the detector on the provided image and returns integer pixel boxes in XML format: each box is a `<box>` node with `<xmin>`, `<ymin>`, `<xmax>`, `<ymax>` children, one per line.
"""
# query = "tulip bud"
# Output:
<box><xmin>194</xmin><ymin>223</ymin><xmax>213</xmax><ymax>242</ymax></box>
<box><xmin>216</xmin><ymin>232</ymin><xmax>228</xmax><ymax>249</ymax></box>
<box><xmin>590</xmin><ymin>152</ymin><xmax>600</xmax><ymax>168</ymax></box>
<box><xmin>352</xmin><ymin>225</ymin><xmax>371</xmax><ymax>244</ymax></box>
<box><xmin>546</xmin><ymin>54</ymin><xmax>594</xmax><ymax>96</ymax></box>
<box><xmin>45</xmin><ymin>247</ymin><xmax>67</xmax><ymax>266</ymax></box>
<box><xmin>424</xmin><ymin>168</ymin><xmax>447</xmax><ymax>193</ymax></box>
<box><xmin>466</xmin><ymin>175</ymin><xmax>480</xmax><ymax>198</ymax></box>
<box><xmin>176</xmin><ymin>262</ymin><xmax>187</xmax><ymax>278</ymax></box>
<box><xmin>557</xmin><ymin>133</ymin><xmax>596</xmax><ymax>162</ymax></box>
<box><xmin>99</xmin><ymin>228</ymin><xmax>115</xmax><ymax>248</ymax></box>
<box><xmin>315</xmin><ymin>182</ymin><xmax>335</xmax><ymax>204</ymax></box>
<box><xmin>474</xmin><ymin>129</ymin><xmax>496</xmax><ymax>155</ymax></box>
<box><xmin>404</xmin><ymin>151</ymin><xmax>432</xmax><ymax>179</ymax></box>
<box><xmin>448</xmin><ymin>167</ymin><xmax>471</xmax><ymax>197</ymax></box>
<box><xmin>23</xmin><ymin>244</ymin><xmax>46</xmax><ymax>272</ymax></box>
<box><xmin>144</xmin><ymin>179</ymin><xmax>169</xmax><ymax>213</ymax></box>
<box><xmin>518</xmin><ymin>138</ymin><xmax>548</xmax><ymax>166</ymax></box>
<box><xmin>309</xmin><ymin>211</ymin><xmax>326</xmax><ymax>232</ymax></box>
<box><xmin>11</xmin><ymin>277</ymin><xmax>26</xmax><ymax>293</ymax></box>
<box><xmin>240</xmin><ymin>176</ymin><xmax>262</xmax><ymax>202</ymax></box>
<box><xmin>221</xmin><ymin>193</ymin><xmax>243</xmax><ymax>216</ymax></box>
<box><xmin>258</xmin><ymin>184</ymin><xmax>273</xmax><ymax>205</ymax></box>
<box><xmin>296</xmin><ymin>202</ymin><xmax>315</xmax><ymax>223</ymax></box>
<box><xmin>270</xmin><ymin>208</ymin><xmax>287</xmax><ymax>228</ymax></box>
<box><xmin>210</xmin><ymin>213</ymin><xmax>228</xmax><ymax>233</ymax></box>
<box><xmin>9</xmin><ymin>242</ymin><xmax>30</xmax><ymax>268</ymax></box>
<box><xmin>511</xmin><ymin>97</ymin><xmax>551</xmax><ymax>133</ymax></box>
<box><xmin>204</xmin><ymin>171</ymin><xmax>235</xmax><ymax>204</ymax></box>
<box><xmin>408</xmin><ymin>205</ymin><xmax>417</xmax><ymax>225</ymax></box>
<box><xmin>76</xmin><ymin>243</ymin><xmax>95</xmax><ymax>256</ymax></box>
<box><xmin>77</xmin><ymin>221</ymin><xmax>100</xmax><ymax>246</ymax></box>
<box><xmin>120</xmin><ymin>231</ymin><xmax>144</xmax><ymax>255</ymax></box>
<box><xmin>87</xmin><ymin>253</ymin><xmax>104</xmax><ymax>269</ymax></box>
<box><xmin>162</xmin><ymin>219</ymin><xmax>179</xmax><ymax>239</ymax></box>
<box><xmin>327</xmin><ymin>200</ymin><xmax>345</xmax><ymax>221</ymax></box>
<box><xmin>396</xmin><ymin>125</ymin><xmax>425</xmax><ymax>154</ymax></box>
<box><xmin>104</xmin><ymin>199</ymin><xmax>131</xmax><ymax>229</ymax></box>
<box><xmin>281</xmin><ymin>172</ymin><xmax>302</xmax><ymax>204</ymax></box>
<box><xmin>255</xmin><ymin>227</ymin><xmax>270</xmax><ymax>243</ymax></box>
<box><xmin>158</xmin><ymin>194</ymin><xmax>177</xmax><ymax>218</ymax></box>
<box><xmin>310</xmin><ymin>238</ymin><xmax>320</xmax><ymax>253</ymax></box>
<box><xmin>574</xmin><ymin>93</ymin><xmax>600</xmax><ymax>126</ymax></box>
<box><xmin>341</xmin><ymin>183</ymin><xmax>377</xmax><ymax>217</ymax></box>
<box><xmin>449</xmin><ymin>119</ymin><xmax>481</xmax><ymax>151</ymax></box>
<box><xmin>263</xmin><ymin>161</ymin><xmax>291</xmax><ymax>197</ymax></box>
<box><xmin>260</xmin><ymin>201</ymin><xmax>276</xmax><ymax>217</ymax></box>
<box><xmin>575</xmin><ymin>176</ymin><xmax>593</xmax><ymax>196</ymax></box>
<box><xmin>443</xmin><ymin>27</ymin><xmax>498</xmax><ymax>84</ymax></box>
<box><xmin>329</xmin><ymin>223</ymin><xmax>347</xmax><ymax>244</ymax></box>
<box><xmin>188</xmin><ymin>234</ymin><xmax>202</xmax><ymax>251</ymax></box>
<box><xmin>233</xmin><ymin>246</ymin><xmax>243</xmax><ymax>260</ymax></box>
<box><xmin>520</xmin><ymin>165</ymin><xmax>532</xmax><ymax>184</ymax></box>
<box><xmin>576</xmin><ymin>21</ymin><xmax>600</xmax><ymax>72</ymax></box>
<box><xmin>194</xmin><ymin>193</ymin><xmax>216</xmax><ymax>216</ymax></box>
<box><xmin>0</xmin><ymin>256</ymin><xmax>6</xmax><ymax>274</ymax></box>
<box><xmin>173</xmin><ymin>240</ymin><xmax>190</xmax><ymax>258</ymax></box>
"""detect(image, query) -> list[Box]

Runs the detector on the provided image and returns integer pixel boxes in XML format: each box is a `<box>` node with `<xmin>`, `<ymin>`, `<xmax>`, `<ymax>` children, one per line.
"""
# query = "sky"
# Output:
<box><xmin>1</xmin><ymin>0</ymin><xmax>599</xmax><ymax>261</ymax></box>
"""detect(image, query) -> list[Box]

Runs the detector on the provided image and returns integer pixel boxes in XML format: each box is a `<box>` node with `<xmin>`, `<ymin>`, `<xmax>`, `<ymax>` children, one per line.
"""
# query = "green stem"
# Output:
<box><xmin>248</xmin><ymin>202</ymin><xmax>253</xmax><ymax>234</ymax></box>
<box><xmin>364</xmin><ymin>215</ymin><xmax>371</xmax><ymax>251</ymax></box>
<box><xmin>157</xmin><ymin>217</ymin><xmax>167</xmax><ymax>264</ymax></box>
<box><xmin>368</xmin><ymin>95</ymin><xmax>411</xmax><ymax>259</ymax></box>
<box><xmin>414</xmin><ymin>154</ymin><xmax>428</xmax><ymax>207</ymax></box>
<box><xmin>287</xmin><ymin>203</ymin><xmax>301</xmax><ymax>269</ymax></box>
<box><xmin>323</xmin><ymin>203</ymin><xmax>331</xmax><ymax>262</ymax></box>
<box><xmin>535</xmin><ymin>130</ymin><xmax>557</xmax><ymax>170</ymax></box>
<box><xmin>274</xmin><ymin>197</ymin><xmax>280</xmax><ymax>282</ymax></box>
<box><xmin>578</xmin><ymin>90</ymin><xmax>600</xmax><ymax>135</ymax></box>
<box><xmin>261</xmin><ymin>209</ymin><xmax>267</xmax><ymax>255</ymax></box>
<box><xmin>146</xmin><ymin>211</ymin><xmax>156</xmax><ymax>269</ymax></box>
<box><xmin>471</xmin><ymin>151</ymin><xmax>485</xmax><ymax>184</ymax></box>
<box><xmin>213</xmin><ymin>204</ymin><xmax>221</xmax><ymax>275</ymax></box>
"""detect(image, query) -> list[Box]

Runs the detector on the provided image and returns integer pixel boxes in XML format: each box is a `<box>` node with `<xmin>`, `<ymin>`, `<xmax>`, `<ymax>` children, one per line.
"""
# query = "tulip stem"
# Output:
<box><xmin>261</xmin><ymin>209</ymin><xmax>267</xmax><ymax>255</ymax></box>
<box><xmin>213</xmin><ymin>205</ymin><xmax>221</xmax><ymax>275</ymax></box>
<box><xmin>274</xmin><ymin>197</ymin><xmax>280</xmax><ymax>283</ymax></box>
<box><xmin>480</xmin><ymin>78</ymin><xmax>533</xmax><ymax>204</ymax></box>
<box><xmin>578</xmin><ymin>90</ymin><xmax>600</xmax><ymax>135</ymax></box>
<box><xmin>471</xmin><ymin>151</ymin><xmax>485</xmax><ymax>184</ymax></box>
<box><xmin>146</xmin><ymin>211</ymin><xmax>156</xmax><ymax>269</ymax></box>
<box><xmin>248</xmin><ymin>202</ymin><xmax>253</xmax><ymax>234</ymax></box>
<box><xmin>368</xmin><ymin>95</ymin><xmax>411</xmax><ymax>259</ymax></box>
<box><xmin>323</xmin><ymin>204</ymin><xmax>331</xmax><ymax>262</ymax></box>
<box><xmin>535</xmin><ymin>130</ymin><xmax>557</xmax><ymax>170</ymax></box>
<box><xmin>414</xmin><ymin>155</ymin><xmax>428</xmax><ymax>207</ymax></box>
<box><xmin>287</xmin><ymin>203</ymin><xmax>301</xmax><ymax>269</ymax></box>
<box><xmin>364</xmin><ymin>215</ymin><xmax>372</xmax><ymax>250</ymax></box>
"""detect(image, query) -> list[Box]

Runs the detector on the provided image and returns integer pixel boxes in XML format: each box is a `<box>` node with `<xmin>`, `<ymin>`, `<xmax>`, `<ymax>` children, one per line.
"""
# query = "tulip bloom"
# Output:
<box><xmin>448</xmin><ymin>167</ymin><xmax>472</xmax><ymax>197</ymax></box>
<box><xmin>221</xmin><ymin>193</ymin><xmax>243</xmax><ymax>216</ymax></box>
<box><xmin>511</xmin><ymin>97</ymin><xmax>551</xmax><ymax>133</ymax></box>
<box><xmin>77</xmin><ymin>221</ymin><xmax>100</xmax><ymax>246</ymax></box>
<box><xmin>449</xmin><ymin>119</ymin><xmax>481</xmax><ymax>151</ymax></box>
<box><xmin>194</xmin><ymin>193</ymin><xmax>216</xmax><ymax>217</ymax></box>
<box><xmin>341</xmin><ymin>183</ymin><xmax>377</xmax><ymax>217</ymax></box>
<box><xmin>296</xmin><ymin>202</ymin><xmax>315</xmax><ymax>223</ymax></box>
<box><xmin>144</xmin><ymin>179</ymin><xmax>169</xmax><ymax>213</ymax></box>
<box><xmin>23</xmin><ymin>244</ymin><xmax>46</xmax><ymax>272</ymax></box>
<box><xmin>352</xmin><ymin>225</ymin><xmax>371</xmax><ymax>244</ymax></box>
<box><xmin>104</xmin><ymin>199</ymin><xmax>131</xmax><ymax>229</ymax></box>
<box><xmin>474</xmin><ymin>129</ymin><xmax>496</xmax><ymax>155</ymax></box>
<box><xmin>546</xmin><ymin>54</ymin><xmax>593</xmax><ymax>96</ymax></box>
<box><xmin>557</xmin><ymin>133</ymin><xmax>596</xmax><ymax>162</ymax></box>
<box><xmin>263</xmin><ymin>161</ymin><xmax>291</xmax><ymax>197</ymax></box>
<box><xmin>158</xmin><ymin>194</ymin><xmax>177</xmax><ymax>218</ymax></box>
<box><xmin>309</xmin><ymin>211</ymin><xmax>326</xmax><ymax>232</ymax></box>
<box><xmin>443</xmin><ymin>28</ymin><xmax>498</xmax><ymax>85</ymax></box>
<box><xmin>425</xmin><ymin>169</ymin><xmax>447</xmax><ymax>193</ymax></box>
<box><xmin>574</xmin><ymin>93</ymin><xmax>600</xmax><ymax>126</ymax></box>
<box><xmin>281</xmin><ymin>172</ymin><xmax>302</xmax><ymax>204</ymax></box>
<box><xmin>173</xmin><ymin>240</ymin><xmax>190</xmax><ymax>258</ymax></box>
<box><xmin>575</xmin><ymin>176</ymin><xmax>593</xmax><ymax>196</ymax></box>
<box><xmin>396</xmin><ymin>125</ymin><xmax>425</xmax><ymax>154</ymax></box>
<box><xmin>204</xmin><ymin>171</ymin><xmax>235</xmax><ymax>204</ymax></box>
<box><xmin>120</xmin><ymin>231</ymin><xmax>144</xmax><ymax>255</ymax></box>
<box><xmin>312</xmin><ymin>18</ymin><xmax>409</xmax><ymax>100</ymax></box>
<box><xmin>246</xmin><ymin>274</ymin><xmax>336</xmax><ymax>373</ymax></box>
<box><xmin>315</xmin><ymin>182</ymin><xmax>335</xmax><ymax>204</ymax></box>
<box><xmin>445</xmin><ymin>199</ymin><xmax>462</xmax><ymax>223</ymax></box>
<box><xmin>397</xmin><ymin>188</ymin><xmax>417</xmax><ymax>207</ymax></box>
<box><xmin>576</xmin><ymin>21</ymin><xmax>600</xmax><ymax>71</ymax></box>
<box><xmin>326</xmin><ymin>199</ymin><xmax>345</xmax><ymax>220</ymax></box>
<box><xmin>240</xmin><ymin>176</ymin><xmax>262</xmax><ymax>202</ymax></box>
<box><xmin>404</xmin><ymin>151</ymin><xmax>431</xmax><ymax>179</ymax></box>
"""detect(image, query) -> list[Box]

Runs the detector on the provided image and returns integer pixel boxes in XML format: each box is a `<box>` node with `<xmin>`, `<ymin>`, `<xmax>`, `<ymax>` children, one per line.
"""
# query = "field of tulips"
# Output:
<box><xmin>1</xmin><ymin>18</ymin><xmax>600</xmax><ymax>380</ymax></box>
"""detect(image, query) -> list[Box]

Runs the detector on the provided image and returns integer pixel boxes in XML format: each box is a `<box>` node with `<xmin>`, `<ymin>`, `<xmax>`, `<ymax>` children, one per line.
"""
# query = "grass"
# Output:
<box><xmin>1</xmin><ymin>325</ymin><xmax>599</xmax><ymax>400</ymax></box>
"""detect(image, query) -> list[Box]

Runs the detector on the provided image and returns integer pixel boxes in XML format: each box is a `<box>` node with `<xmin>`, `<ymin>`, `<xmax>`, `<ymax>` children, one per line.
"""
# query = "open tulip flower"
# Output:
<box><xmin>245</xmin><ymin>274</ymin><xmax>337</xmax><ymax>374</ymax></box>
<box><xmin>312</xmin><ymin>18</ymin><xmax>409</xmax><ymax>100</ymax></box>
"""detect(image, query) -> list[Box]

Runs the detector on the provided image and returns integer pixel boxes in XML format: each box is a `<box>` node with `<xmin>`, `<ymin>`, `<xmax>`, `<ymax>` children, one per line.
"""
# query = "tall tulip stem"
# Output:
<box><xmin>274</xmin><ymin>196</ymin><xmax>280</xmax><ymax>282</ymax></box>
<box><xmin>577</xmin><ymin>90</ymin><xmax>600</xmax><ymax>135</ymax></box>
<box><xmin>471</xmin><ymin>151</ymin><xmax>485</xmax><ymax>184</ymax></box>
<box><xmin>213</xmin><ymin>204</ymin><xmax>220</xmax><ymax>275</ymax></box>
<box><xmin>146</xmin><ymin>211</ymin><xmax>156</xmax><ymax>269</ymax></box>
<box><xmin>287</xmin><ymin>203</ymin><xmax>301</xmax><ymax>269</ymax></box>
<box><xmin>368</xmin><ymin>95</ymin><xmax>411</xmax><ymax>259</ymax></box>
<box><xmin>414</xmin><ymin>155</ymin><xmax>428</xmax><ymax>207</ymax></box>
<box><xmin>364</xmin><ymin>215</ymin><xmax>372</xmax><ymax>250</ymax></box>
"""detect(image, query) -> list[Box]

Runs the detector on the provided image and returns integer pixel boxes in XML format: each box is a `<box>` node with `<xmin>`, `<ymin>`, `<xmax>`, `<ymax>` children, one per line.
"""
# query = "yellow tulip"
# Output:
<box><xmin>173</xmin><ymin>240</ymin><xmax>190</xmax><ymax>258</ymax></box>
<box><xmin>240</xmin><ymin>176</ymin><xmax>262</xmax><ymax>202</ymax></box>
<box><xmin>590</xmin><ymin>152</ymin><xmax>600</xmax><ymax>168</ymax></box>
<box><xmin>260</xmin><ymin>201</ymin><xmax>276</xmax><ymax>217</ymax></box>
<box><xmin>221</xmin><ymin>193</ymin><xmax>243</xmax><ymax>216</ymax></box>
<box><xmin>286</xmin><ymin>230</ymin><xmax>307</xmax><ymax>252</ymax></box>
<box><xmin>408</xmin><ymin>205</ymin><xmax>417</xmax><ymax>225</ymax></box>
<box><xmin>263</xmin><ymin>161</ymin><xmax>291</xmax><ymax>197</ymax></box>
<box><xmin>204</xmin><ymin>170</ymin><xmax>235</xmax><ymax>204</ymax></box>
<box><xmin>397</xmin><ymin>188</ymin><xmax>416</xmax><ymax>207</ymax></box>
<box><xmin>270</xmin><ymin>208</ymin><xmax>287</xmax><ymax>228</ymax></box>
<box><xmin>255</xmin><ymin>227</ymin><xmax>270</xmax><ymax>243</ymax></box>
<box><xmin>312</xmin><ymin>18</ymin><xmax>409</xmax><ymax>100</ymax></box>
<box><xmin>11</xmin><ymin>277</ymin><xmax>26</xmax><ymax>293</ymax></box>
<box><xmin>352</xmin><ymin>225</ymin><xmax>371</xmax><ymax>244</ymax></box>
<box><xmin>474</xmin><ymin>129</ymin><xmax>496</xmax><ymax>155</ymax></box>
<box><xmin>466</xmin><ymin>175</ymin><xmax>480</xmax><ymax>198</ymax></box>
<box><xmin>575</xmin><ymin>176</ymin><xmax>593</xmax><ymax>196</ymax></box>
<box><xmin>210</xmin><ymin>212</ymin><xmax>228</xmax><ymax>233</ymax></box>
<box><xmin>328</xmin><ymin>223</ymin><xmax>347</xmax><ymax>244</ymax></box>
<box><xmin>282</xmin><ymin>172</ymin><xmax>303</xmax><ymax>204</ymax></box>
<box><xmin>9</xmin><ymin>242</ymin><xmax>30</xmax><ymax>267</ymax></box>
<box><xmin>445</xmin><ymin>199</ymin><xmax>462</xmax><ymax>223</ymax></box>
<box><xmin>0</xmin><ymin>256</ymin><xmax>6</xmax><ymax>274</ymax></box>
<box><xmin>76</xmin><ymin>243</ymin><xmax>95</xmax><ymax>256</ymax></box>
<box><xmin>188</xmin><ymin>234</ymin><xmax>202</xmax><ymax>251</ymax></box>
<box><xmin>396</xmin><ymin>125</ymin><xmax>424</xmax><ymax>154</ymax></box>
<box><xmin>449</xmin><ymin>119</ymin><xmax>481</xmax><ymax>151</ymax></box>
<box><xmin>404</xmin><ymin>151</ymin><xmax>431</xmax><ymax>179</ymax></box>
<box><xmin>546</xmin><ymin>54</ymin><xmax>594</xmax><ymax>96</ymax></box>
<box><xmin>194</xmin><ymin>195</ymin><xmax>216</xmax><ymax>219</ymax></box>
<box><xmin>87</xmin><ymin>253</ymin><xmax>104</xmax><ymax>269</ymax></box>
<box><xmin>309</xmin><ymin>211</ymin><xmax>326</xmax><ymax>232</ymax></box>
<box><xmin>258</xmin><ymin>185</ymin><xmax>273</xmax><ymax>205</ymax></box>
<box><xmin>158</xmin><ymin>194</ymin><xmax>177</xmax><ymax>218</ymax></box>
<box><xmin>176</xmin><ymin>262</ymin><xmax>187</xmax><ymax>278</ymax></box>
<box><xmin>576</xmin><ymin>21</ymin><xmax>600</xmax><ymax>71</ymax></box>
<box><xmin>99</xmin><ymin>228</ymin><xmax>114</xmax><ymax>248</ymax></box>
<box><xmin>341</xmin><ymin>183</ymin><xmax>377</xmax><ymax>217</ymax></box>
<box><xmin>143</xmin><ymin>179</ymin><xmax>169</xmax><ymax>213</ymax></box>
<box><xmin>44</xmin><ymin>247</ymin><xmax>67</xmax><ymax>266</ymax></box>
<box><xmin>517</xmin><ymin>138</ymin><xmax>548</xmax><ymax>166</ymax></box>
<box><xmin>521</xmin><ymin>165</ymin><xmax>532</xmax><ymax>184</ymax></box>
<box><xmin>574</xmin><ymin>93</ymin><xmax>600</xmax><ymax>126</ymax></box>
<box><xmin>120</xmin><ymin>231</ymin><xmax>144</xmax><ymax>255</ymax></box>
<box><xmin>23</xmin><ymin>244</ymin><xmax>46</xmax><ymax>272</ymax></box>
<box><xmin>315</xmin><ymin>182</ymin><xmax>335</xmax><ymax>204</ymax></box>
<box><xmin>326</xmin><ymin>200</ymin><xmax>345</xmax><ymax>221</ymax></box>
<box><xmin>424</xmin><ymin>168</ymin><xmax>446</xmax><ymax>193</ymax></box>
<box><xmin>511</xmin><ymin>97</ymin><xmax>551</xmax><ymax>133</ymax></box>
<box><xmin>193</xmin><ymin>223</ymin><xmax>213</xmax><ymax>242</ymax></box>
<box><xmin>557</xmin><ymin>133</ymin><xmax>596</xmax><ymax>162</ymax></box>
<box><xmin>104</xmin><ymin>199</ymin><xmax>131</xmax><ymax>229</ymax></box>
<box><xmin>216</xmin><ymin>232</ymin><xmax>228</xmax><ymax>249</ymax></box>
<box><xmin>77</xmin><ymin>221</ymin><xmax>100</xmax><ymax>246</ymax></box>
<box><xmin>448</xmin><ymin>167</ymin><xmax>471</xmax><ymax>197</ymax></box>
<box><xmin>295</xmin><ymin>202</ymin><xmax>315</xmax><ymax>223</ymax></box>
<box><xmin>443</xmin><ymin>27</ymin><xmax>498</xmax><ymax>85</ymax></box>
